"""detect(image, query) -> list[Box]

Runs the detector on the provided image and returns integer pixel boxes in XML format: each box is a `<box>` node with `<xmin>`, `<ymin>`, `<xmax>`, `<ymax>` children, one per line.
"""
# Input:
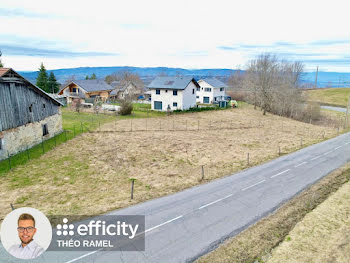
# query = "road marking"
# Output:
<box><xmin>198</xmin><ymin>194</ymin><xmax>233</xmax><ymax>210</ymax></box>
<box><xmin>65</xmin><ymin>249</ymin><xmax>102</xmax><ymax>263</ymax></box>
<box><xmin>145</xmin><ymin>215</ymin><xmax>183</xmax><ymax>233</ymax></box>
<box><xmin>310</xmin><ymin>155</ymin><xmax>321</xmax><ymax>161</ymax></box>
<box><xmin>241</xmin><ymin>179</ymin><xmax>266</xmax><ymax>191</ymax></box>
<box><xmin>334</xmin><ymin>146</ymin><xmax>342</xmax><ymax>150</ymax></box>
<box><xmin>323</xmin><ymin>150</ymin><xmax>333</xmax><ymax>155</ymax></box>
<box><xmin>294</xmin><ymin>162</ymin><xmax>307</xmax><ymax>168</ymax></box>
<box><xmin>270</xmin><ymin>169</ymin><xmax>290</xmax><ymax>178</ymax></box>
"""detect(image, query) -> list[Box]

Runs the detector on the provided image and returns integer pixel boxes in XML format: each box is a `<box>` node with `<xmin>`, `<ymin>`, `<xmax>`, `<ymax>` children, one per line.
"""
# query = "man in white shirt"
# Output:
<box><xmin>8</xmin><ymin>213</ymin><xmax>44</xmax><ymax>259</ymax></box>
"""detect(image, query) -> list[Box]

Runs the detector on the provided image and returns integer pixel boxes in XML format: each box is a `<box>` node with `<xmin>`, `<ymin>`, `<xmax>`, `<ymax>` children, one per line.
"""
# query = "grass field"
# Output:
<box><xmin>197</xmin><ymin>163</ymin><xmax>350</xmax><ymax>263</ymax></box>
<box><xmin>0</xmin><ymin>104</ymin><xmax>340</xmax><ymax>221</ymax></box>
<box><xmin>305</xmin><ymin>87</ymin><xmax>350</xmax><ymax>107</ymax></box>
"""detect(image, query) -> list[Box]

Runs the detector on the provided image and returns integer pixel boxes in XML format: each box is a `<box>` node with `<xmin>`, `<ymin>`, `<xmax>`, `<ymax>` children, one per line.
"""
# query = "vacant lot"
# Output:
<box><xmin>0</xmin><ymin>105</ymin><xmax>338</xmax><ymax>220</ymax></box>
<box><xmin>305</xmin><ymin>87</ymin><xmax>350</xmax><ymax>107</ymax></box>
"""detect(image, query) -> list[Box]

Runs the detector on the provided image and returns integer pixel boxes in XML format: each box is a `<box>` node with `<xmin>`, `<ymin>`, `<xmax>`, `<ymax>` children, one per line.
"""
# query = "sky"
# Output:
<box><xmin>0</xmin><ymin>0</ymin><xmax>350</xmax><ymax>72</ymax></box>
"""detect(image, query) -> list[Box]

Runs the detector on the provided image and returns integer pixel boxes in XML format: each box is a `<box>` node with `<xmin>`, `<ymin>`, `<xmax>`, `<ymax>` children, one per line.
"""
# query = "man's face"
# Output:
<box><xmin>18</xmin><ymin>220</ymin><xmax>36</xmax><ymax>244</ymax></box>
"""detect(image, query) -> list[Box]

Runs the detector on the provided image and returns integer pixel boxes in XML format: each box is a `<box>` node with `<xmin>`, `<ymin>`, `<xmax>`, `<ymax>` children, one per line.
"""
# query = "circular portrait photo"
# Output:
<box><xmin>0</xmin><ymin>207</ymin><xmax>52</xmax><ymax>260</ymax></box>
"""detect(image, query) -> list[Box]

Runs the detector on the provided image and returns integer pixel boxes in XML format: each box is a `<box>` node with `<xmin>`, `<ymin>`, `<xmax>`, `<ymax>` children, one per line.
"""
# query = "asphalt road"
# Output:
<box><xmin>1</xmin><ymin>131</ymin><xmax>350</xmax><ymax>263</ymax></box>
<box><xmin>321</xmin><ymin>105</ymin><xmax>347</xmax><ymax>112</ymax></box>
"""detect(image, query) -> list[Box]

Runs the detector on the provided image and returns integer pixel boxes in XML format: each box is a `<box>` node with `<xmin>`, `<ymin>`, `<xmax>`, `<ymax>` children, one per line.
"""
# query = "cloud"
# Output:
<box><xmin>0</xmin><ymin>7</ymin><xmax>60</xmax><ymax>18</ymax></box>
<box><xmin>217</xmin><ymin>46</ymin><xmax>238</xmax><ymax>51</ymax></box>
<box><xmin>0</xmin><ymin>45</ymin><xmax>118</xmax><ymax>57</ymax></box>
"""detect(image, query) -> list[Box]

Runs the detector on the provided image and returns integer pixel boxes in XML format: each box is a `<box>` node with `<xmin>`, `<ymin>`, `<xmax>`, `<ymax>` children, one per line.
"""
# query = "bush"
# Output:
<box><xmin>119</xmin><ymin>100</ymin><xmax>133</xmax><ymax>115</ymax></box>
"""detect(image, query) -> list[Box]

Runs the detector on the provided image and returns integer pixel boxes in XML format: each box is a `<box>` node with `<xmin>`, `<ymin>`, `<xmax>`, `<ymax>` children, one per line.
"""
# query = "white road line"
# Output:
<box><xmin>198</xmin><ymin>194</ymin><xmax>233</xmax><ymax>210</ymax></box>
<box><xmin>310</xmin><ymin>155</ymin><xmax>321</xmax><ymax>161</ymax></box>
<box><xmin>145</xmin><ymin>215</ymin><xmax>183</xmax><ymax>233</ymax></box>
<box><xmin>323</xmin><ymin>150</ymin><xmax>333</xmax><ymax>155</ymax></box>
<box><xmin>334</xmin><ymin>146</ymin><xmax>342</xmax><ymax>150</ymax></box>
<box><xmin>241</xmin><ymin>179</ymin><xmax>266</xmax><ymax>191</ymax></box>
<box><xmin>294</xmin><ymin>162</ymin><xmax>307</xmax><ymax>168</ymax></box>
<box><xmin>65</xmin><ymin>249</ymin><xmax>102</xmax><ymax>263</ymax></box>
<box><xmin>270</xmin><ymin>169</ymin><xmax>290</xmax><ymax>178</ymax></box>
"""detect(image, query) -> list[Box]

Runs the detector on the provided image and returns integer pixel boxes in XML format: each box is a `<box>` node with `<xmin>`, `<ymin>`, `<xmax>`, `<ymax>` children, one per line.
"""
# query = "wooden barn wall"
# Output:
<box><xmin>0</xmin><ymin>81</ymin><xmax>59</xmax><ymax>132</ymax></box>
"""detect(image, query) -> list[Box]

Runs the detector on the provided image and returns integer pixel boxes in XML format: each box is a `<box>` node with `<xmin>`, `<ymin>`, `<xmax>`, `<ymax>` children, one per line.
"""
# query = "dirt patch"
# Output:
<box><xmin>196</xmin><ymin>163</ymin><xmax>350</xmax><ymax>263</ymax></box>
<box><xmin>0</xmin><ymin>105</ymin><xmax>338</xmax><ymax>221</ymax></box>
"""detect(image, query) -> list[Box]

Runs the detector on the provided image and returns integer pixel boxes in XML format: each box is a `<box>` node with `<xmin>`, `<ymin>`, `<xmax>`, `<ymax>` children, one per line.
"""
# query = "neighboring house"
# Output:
<box><xmin>58</xmin><ymin>80</ymin><xmax>114</xmax><ymax>104</ymax></box>
<box><xmin>0</xmin><ymin>68</ymin><xmax>63</xmax><ymax>160</ymax></box>
<box><xmin>148</xmin><ymin>76</ymin><xmax>199</xmax><ymax>111</ymax></box>
<box><xmin>197</xmin><ymin>78</ymin><xmax>228</xmax><ymax>104</ymax></box>
<box><xmin>109</xmin><ymin>81</ymin><xmax>143</xmax><ymax>100</ymax></box>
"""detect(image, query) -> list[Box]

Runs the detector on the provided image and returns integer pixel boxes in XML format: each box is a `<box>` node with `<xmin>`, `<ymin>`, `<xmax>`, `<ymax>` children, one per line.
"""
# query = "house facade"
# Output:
<box><xmin>197</xmin><ymin>78</ymin><xmax>228</xmax><ymax>104</ymax></box>
<box><xmin>148</xmin><ymin>76</ymin><xmax>199</xmax><ymax>111</ymax></box>
<box><xmin>0</xmin><ymin>68</ymin><xmax>63</xmax><ymax>160</ymax></box>
<box><xmin>58</xmin><ymin>80</ymin><xmax>114</xmax><ymax>104</ymax></box>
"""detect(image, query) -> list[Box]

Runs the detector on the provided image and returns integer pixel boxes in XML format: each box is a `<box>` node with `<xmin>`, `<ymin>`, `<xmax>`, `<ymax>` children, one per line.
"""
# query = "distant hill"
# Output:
<box><xmin>18</xmin><ymin>66</ymin><xmax>350</xmax><ymax>88</ymax></box>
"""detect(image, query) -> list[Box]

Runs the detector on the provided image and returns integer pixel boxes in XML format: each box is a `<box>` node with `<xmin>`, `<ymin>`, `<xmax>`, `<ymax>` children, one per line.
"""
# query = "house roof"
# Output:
<box><xmin>0</xmin><ymin>68</ymin><xmax>63</xmax><ymax>106</ymax></box>
<box><xmin>147</xmin><ymin>76</ymin><xmax>200</xmax><ymax>90</ymax></box>
<box><xmin>73</xmin><ymin>79</ymin><xmax>114</xmax><ymax>92</ymax></box>
<box><xmin>200</xmin><ymin>78</ymin><xmax>228</xmax><ymax>88</ymax></box>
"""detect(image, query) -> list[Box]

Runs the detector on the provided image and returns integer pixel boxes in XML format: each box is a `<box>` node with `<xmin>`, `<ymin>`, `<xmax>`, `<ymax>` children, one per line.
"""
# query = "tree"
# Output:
<box><xmin>91</xmin><ymin>73</ymin><xmax>97</xmax><ymax>79</ymax></box>
<box><xmin>85</xmin><ymin>75</ymin><xmax>90</xmax><ymax>80</ymax></box>
<box><xmin>36</xmin><ymin>63</ymin><xmax>49</xmax><ymax>92</ymax></box>
<box><xmin>0</xmin><ymin>50</ymin><xmax>3</xmax><ymax>67</ymax></box>
<box><xmin>48</xmin><ymin>72</ymin><xmax>60</xmax><ymax>93</ymax></box>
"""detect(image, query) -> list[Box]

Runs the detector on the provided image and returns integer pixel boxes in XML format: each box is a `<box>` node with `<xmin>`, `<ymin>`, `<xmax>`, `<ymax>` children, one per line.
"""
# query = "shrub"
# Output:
<box><xmin>119</xmin><ymin>100</ymin><xmax>133</xmax><ymax>115</ymax></box>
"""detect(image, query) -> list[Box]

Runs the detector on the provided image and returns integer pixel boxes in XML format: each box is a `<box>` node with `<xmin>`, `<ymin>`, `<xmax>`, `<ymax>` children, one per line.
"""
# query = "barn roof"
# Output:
<box><xmin>0</xmin><ymin>68</ymin><xmax>63</xmax><ymax>106</ymax></box>
<box><xmin>147</xmin><ymin>76</ymin><xmax>200</xmax><ymax>90</ymax></box>
<box><xmin>200</xmin><ymin>78</ymin><xmax>228</xmax><ymax>88</ymax></box>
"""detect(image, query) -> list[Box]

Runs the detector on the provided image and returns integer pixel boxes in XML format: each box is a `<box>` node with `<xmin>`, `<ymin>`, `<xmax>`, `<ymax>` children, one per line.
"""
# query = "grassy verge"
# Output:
<box><xmin>304</xmin><ymin>87</ymin><xmax>350</xmax><ymax>107</ymax></box>
<box><xmin>196</xmin><ymin>163</ymin><xmax>350</xmax><ymax>263</ymax></box>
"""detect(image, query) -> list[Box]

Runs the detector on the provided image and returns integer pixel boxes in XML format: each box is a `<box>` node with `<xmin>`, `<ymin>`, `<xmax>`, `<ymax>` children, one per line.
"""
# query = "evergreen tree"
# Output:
<box><xmin>36</xmin><ymin>63</ymin><xmax>49</xmax><ymax>92</ymax></box>
<box><xmin>85</xmin><ymin>75</ymin><xmax>90</xmax><ymax>80</ymax></box>
<box><xmin>48</xmin><ymin>72</ymin><xmax>60</xmax><ymax>93</ymax></box>
<box><xmin>91</xmin><ymin>73</ymin><xmax>97</xmax><ymax>79</ymax></box>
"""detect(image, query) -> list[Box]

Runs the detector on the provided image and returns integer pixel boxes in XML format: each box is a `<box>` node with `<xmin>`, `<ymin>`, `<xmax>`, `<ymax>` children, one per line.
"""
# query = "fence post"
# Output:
<box><xmin>300</xmin><ymin>138</ymin><xmax>303</xmax><ymax>147</ymax></box>
<box><xmin>201</xmin><ymin>165</ymin><xmax>204</xmax><ymax>180</ymax></box>
<box><xmin>99</xmin><ymin>121</ymin><xmax>101</xmax><ymax>132</ymax></box>
<box><xmin>247</xmin><ymin>153</ymin><xmax>250</xmax><ymax>166</ymax></box>
<box><xmin>7</xmin><ymin>151</ymin><xmax>11</xmax><ymax>170</ymax></box>
<box><xmin>42</xmin><ymin>137</ymin><xmax>45</xmax><ymax>154</ymax></box>
<box><xmin>26</xmin><ymin>146</ymin><xmax>30</xmax><ymax>160</ymax></box>
<box><xmin>10</xmin><ymin>203</ymin><xmax>15</xmax><ymax>211</ymax></box>
<box><xmin>130</xmin><ymin>178</ymin><xmax>136</xmax><ymax>199</ymax></box>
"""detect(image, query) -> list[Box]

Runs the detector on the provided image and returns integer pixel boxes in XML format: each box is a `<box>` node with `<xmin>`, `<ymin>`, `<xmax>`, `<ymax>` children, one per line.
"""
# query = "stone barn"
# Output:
<box><xmin>0</xmin><ymin>68</ymin><xmax>63</xmax><ymax>160</ymax></box>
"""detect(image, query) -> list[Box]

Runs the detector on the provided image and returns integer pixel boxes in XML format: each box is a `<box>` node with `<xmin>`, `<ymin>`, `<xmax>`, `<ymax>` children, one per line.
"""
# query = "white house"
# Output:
<box><xmin>148</xmin><ymin>76</ymin><xmax>199</xmax><ymax>111</ymax></box>
<box><xmin>196</xmin><ymin>78</ymin><xmax>228</xmax><ymax>104</ymax></box>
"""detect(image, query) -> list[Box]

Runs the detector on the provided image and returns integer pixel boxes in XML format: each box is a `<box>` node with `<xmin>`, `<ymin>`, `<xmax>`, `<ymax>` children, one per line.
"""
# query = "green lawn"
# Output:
<box><xmin>305</xmin><ymin>88</ymin><xmax>350</xmax><ymax>107</ymax></box>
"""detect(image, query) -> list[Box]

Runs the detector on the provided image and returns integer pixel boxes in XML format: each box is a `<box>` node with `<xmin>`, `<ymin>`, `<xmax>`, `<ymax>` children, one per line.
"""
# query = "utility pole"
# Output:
<box><xmin>314</xmin><ymin>66</ymin><xmax>319</xmax><ymax>89</ymax></box>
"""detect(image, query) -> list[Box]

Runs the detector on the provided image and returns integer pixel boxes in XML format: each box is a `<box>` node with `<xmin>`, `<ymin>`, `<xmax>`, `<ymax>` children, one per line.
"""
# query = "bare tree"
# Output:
<box><xmin>0</xmin><ymin>50</ymin><xmax>3</xmax><ymax>68</ymax></box>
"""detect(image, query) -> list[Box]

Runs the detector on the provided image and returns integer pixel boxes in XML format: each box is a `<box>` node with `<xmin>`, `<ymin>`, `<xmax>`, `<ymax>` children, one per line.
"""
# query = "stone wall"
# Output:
<box><xmin>0</xmin><ymin>111</ymin><xmax>63</xmax><ymax>160</ymax></box>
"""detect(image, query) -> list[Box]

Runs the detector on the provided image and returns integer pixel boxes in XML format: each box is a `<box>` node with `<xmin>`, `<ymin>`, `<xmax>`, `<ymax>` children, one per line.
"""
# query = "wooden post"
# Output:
<box><xmin>201</xmin><ymin>165</ymin><xmax>204</xmax><ymax>180</ymax></box>
<box><xmin>7</xmin><ymin>151</ymin><xmax>11</xmax><ymax>170</ymax></box>
<box><xmin>99</xmin><ymin>121</ymin><xmax>101</xmax><ymax>132</ymax></box>
<box><xmin>10</xmin><ymin>203</ymin><xmax>15</xmax><ymax>211</ymax></box>
<box><xmin>130</xmin><ymin>178</ymin><xmax>136</xmax><ymax>199</ymax></box>
<box><xmin>247</xmin><ymin>153</ymin><xmax>250</xmax><ymax>166</ymax></box>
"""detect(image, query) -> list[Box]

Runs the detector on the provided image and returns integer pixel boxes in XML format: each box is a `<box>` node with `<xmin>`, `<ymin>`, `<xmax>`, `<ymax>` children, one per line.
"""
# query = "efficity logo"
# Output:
<box><xmin>51</xmin><ymin>215</ymin><xmax>145</xmax><ymax>251</ymax></box>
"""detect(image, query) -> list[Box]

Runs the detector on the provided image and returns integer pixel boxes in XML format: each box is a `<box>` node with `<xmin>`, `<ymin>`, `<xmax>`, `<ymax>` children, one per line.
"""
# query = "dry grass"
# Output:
<box><xmin>304</xmin><ymin>88</ymin><xmax>350</xmax><ymax>107</ymax></box>
<box><xmin>197</xmin><ymin>163</ymin><xmax>350</xmax><ymax>263</ymax></box>
<box><xmin>0</xmin><ymin>105</ymin><xmax>339</xmax><ymax>221</ymax></box>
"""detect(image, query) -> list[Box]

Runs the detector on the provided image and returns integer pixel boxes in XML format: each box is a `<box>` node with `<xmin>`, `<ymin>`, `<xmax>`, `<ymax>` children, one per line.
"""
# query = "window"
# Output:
<box><xmin>173</xmin><ymin>102</ymin><xmax>178</xmax><ymax>107</ymax></box>
<box><xmin>173</xmin><ymin>90</ymin><xmax>178</xmax><ymax>96</ymax></box>
<box><xmin>203</xmin><ymin>97</ymin><xmax>210</xmax><ymax>103</ymax></box>
<box><xmin>196</xmin><ymin>96</ymin><xmax>199</xmax><ymax>99</ymax></box>
<box><xmin>220</xmin><ymin>87</ymin><xmax>224</xmax><ymax>92</ymax></box>
<box><xmin>156</xmin><ymin>89</ymin><xmax>160</xmax><ymax>95</ymax></box>
<box><xmin>196</xmin><ymin>87</ymin><xmax>200</xmax><ymax>91</ymax></box>
<box><xmin>154</xmin><ymin>101</ymin><xmax>162</xmax><ymax>110</ymax></box>
<box><xmin>165</xmin><ymin>90</ymin><xmax>168</xmax><ymax>93</ymax></box>
<box><xmin>192</xmin><ymin>89</ymin><xmax>195</xmax><ymax>94</ymax></box>
<box><xmin>72</xmin><ymin>88</ymin><xmax>77</xmax><ymax>93</ymax></box>
<box><xmin>42</xmin><ymin>124</ymin><xmax>49</xmax><ymax>136</ymax></box>
<box><xmin>205</xmin><ymin>88</ymin><xmax>212</xmax><ymax>92</ymax></box>
<box><xmin>43</xmin><ymin>104</ymin><xmax>46</xmax><ymax>109</ymax></box>
<box><xmin>29</xmin><ymin>104</ymin><xmax>33</xmax><ymax>112</ymax></box>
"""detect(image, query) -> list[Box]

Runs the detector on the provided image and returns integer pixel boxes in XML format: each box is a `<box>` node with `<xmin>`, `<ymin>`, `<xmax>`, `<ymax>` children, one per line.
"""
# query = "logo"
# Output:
<box><xmin>56</xmin><ymin>218</ymin><xmax>74</xmax><ymax>236</ymax></box>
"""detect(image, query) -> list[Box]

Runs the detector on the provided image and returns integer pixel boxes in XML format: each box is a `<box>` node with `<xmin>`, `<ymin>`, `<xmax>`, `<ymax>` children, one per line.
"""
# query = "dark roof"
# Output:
<box><xmin>73</xmin><ymin>79</ymin><xmax>114</xmax><ymax>92</ymax></box>
<box><xmin>0</xmin><ymin>68</ymin><xmax>62</xmax><ymax>106</ymax></box>
<box><xmin>147</xmin><ymin>76</ymin><xmax>200</xmax><ymax>90</ymax></box>
<box><xmin>200</xmin><ymin>78</ymin><xmax>228</xmax><ymax>88</ymax></box>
